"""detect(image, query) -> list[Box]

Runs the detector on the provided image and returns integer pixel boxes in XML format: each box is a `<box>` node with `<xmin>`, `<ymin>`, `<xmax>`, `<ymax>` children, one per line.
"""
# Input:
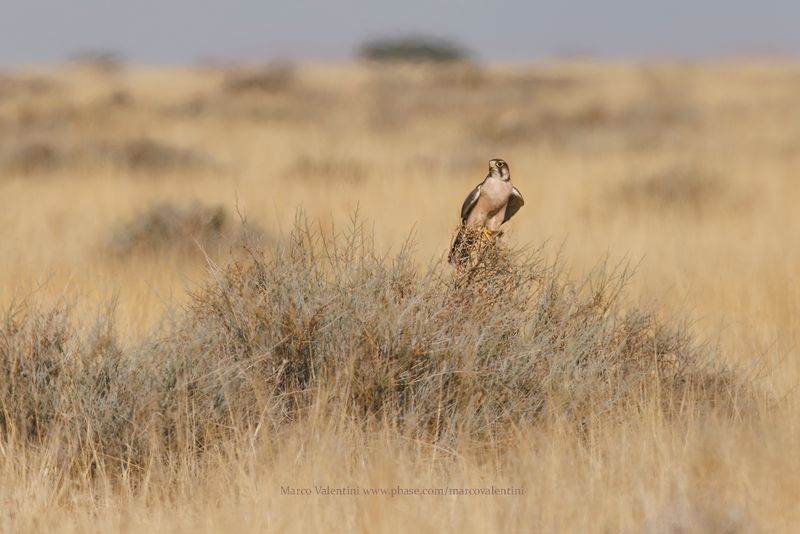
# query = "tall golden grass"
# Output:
<box><xmin>1</xmin><ymin>61</ymin><xmax>800</xmax><ymax>532</ymax></box>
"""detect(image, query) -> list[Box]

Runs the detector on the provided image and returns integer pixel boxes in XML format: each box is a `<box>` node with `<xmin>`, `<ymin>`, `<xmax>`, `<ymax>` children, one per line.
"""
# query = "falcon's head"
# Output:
<box><xmin>488</xmin><ymin>158</ymin><xmax>510</xmax><ymax>181</ymax></box>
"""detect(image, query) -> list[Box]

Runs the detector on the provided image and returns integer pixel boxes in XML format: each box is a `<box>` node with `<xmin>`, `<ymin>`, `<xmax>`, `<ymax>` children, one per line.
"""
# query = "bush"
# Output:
<box><xmin>222</xmin><ymin>63</ymin><xmax>295</xmax><ymax>94</ymax></box>
<box><xmin>103</xmin><ymin>138</ymin><xmax>216</xmax><ymax>173</ymax></box>
<box><xmin>109</xmin><ymin>202</ymin><xmax>263</xmax><ymax>257</ymax></box>
<box><xmin>0</xmin><ymin>140</ymin><xmax>66</xmax><ymax>174</ymax></box>
<box><xmin>0</xmin><ymin>215</ymin><xmax>754</xmax><ymax>478</ymax></box>
<box><xmin>359</xmin><ymin>36</ymin><xmax>469</xmax><ymax>63</ymax></box>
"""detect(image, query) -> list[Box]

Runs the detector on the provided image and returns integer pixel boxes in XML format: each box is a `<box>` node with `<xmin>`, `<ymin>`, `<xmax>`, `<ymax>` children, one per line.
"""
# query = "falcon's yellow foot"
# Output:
<box><xmin>481</xmin><ymin>228</ymin><xmax>496</xmax><ymax>241</ymax></box>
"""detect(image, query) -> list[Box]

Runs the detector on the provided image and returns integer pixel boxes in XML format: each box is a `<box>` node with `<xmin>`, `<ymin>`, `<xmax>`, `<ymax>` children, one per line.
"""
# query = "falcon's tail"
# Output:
<box><xmin>448</xmin><ymin>226</ymin><xmax>503</xmax><ymax>268</ymax></box>
<box><xmin>448</xmin><ymin>226</ymin><xmax>469</xmax><ymax>267</ymax></box>
<box><xmin>448</xmin><ymin>225</ymin><xmax>487</xmax><ymax>267</ymax></box>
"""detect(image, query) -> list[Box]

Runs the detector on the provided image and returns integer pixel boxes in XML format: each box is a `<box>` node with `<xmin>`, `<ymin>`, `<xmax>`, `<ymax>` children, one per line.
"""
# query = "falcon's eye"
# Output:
<box><xmin>496</xmin><ymin>161</ymin><xmax>504</xmax><ymax>167</ymax></box>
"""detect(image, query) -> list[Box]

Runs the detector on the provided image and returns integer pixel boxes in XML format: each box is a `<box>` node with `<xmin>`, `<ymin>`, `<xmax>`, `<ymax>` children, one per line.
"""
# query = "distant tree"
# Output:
<box><xmin>358</xmin><ymin>35</ymin><xmax>470</xmax><ymax>63</ymax></box>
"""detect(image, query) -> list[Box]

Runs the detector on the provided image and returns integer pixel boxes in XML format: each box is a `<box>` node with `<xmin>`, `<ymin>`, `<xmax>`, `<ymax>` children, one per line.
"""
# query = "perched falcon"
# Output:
<box><xmin>448</xmin><ymin>158</ymin><xmax>524</xmax><ymax>266</ymax></box>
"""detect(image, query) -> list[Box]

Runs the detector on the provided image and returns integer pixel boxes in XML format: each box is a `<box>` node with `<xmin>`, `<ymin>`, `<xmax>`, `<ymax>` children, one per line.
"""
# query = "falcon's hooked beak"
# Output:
<box><xmin>488</xmin><ymin>158</ymin><xmax>510</xmax><ymax>180</ymax></box>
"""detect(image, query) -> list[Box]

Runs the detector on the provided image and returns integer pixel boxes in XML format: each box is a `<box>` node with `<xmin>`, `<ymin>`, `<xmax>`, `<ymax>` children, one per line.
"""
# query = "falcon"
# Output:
<box><xmin>448</xmin><ymin>158</ymin><xmax>524</xmax><ymax>266</ymax></box>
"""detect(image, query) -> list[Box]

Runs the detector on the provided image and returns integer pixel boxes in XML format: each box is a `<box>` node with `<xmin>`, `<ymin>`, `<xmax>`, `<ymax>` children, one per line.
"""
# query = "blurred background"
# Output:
<box><xmin>3</xmin><ymin>0</ymin><xmax>800</xmax><ymax>64</ymax></box>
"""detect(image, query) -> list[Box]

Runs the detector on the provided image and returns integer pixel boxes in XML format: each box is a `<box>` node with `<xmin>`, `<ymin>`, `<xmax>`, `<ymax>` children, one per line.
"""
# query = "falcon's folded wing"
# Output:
<box><xmin>503</xmin><ymin>187</ymin><xmax>524</xmax><ymax>223</ymax></box>
<box><xmin>460</xmin><ymin>184</ymin><xmax>482</xmax><ymax>223</ymax></box>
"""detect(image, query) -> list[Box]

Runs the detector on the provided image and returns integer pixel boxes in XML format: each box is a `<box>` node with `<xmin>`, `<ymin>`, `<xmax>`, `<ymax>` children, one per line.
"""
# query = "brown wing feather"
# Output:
<box><xmin>502</xmin><ymin>186</ymin><xmax>524</xmax><ymax>223</ymax></box>
<box><xmin>460</xmin><ymin>184</ymin><xmax>482</xmax><ymax>223</ymax></box>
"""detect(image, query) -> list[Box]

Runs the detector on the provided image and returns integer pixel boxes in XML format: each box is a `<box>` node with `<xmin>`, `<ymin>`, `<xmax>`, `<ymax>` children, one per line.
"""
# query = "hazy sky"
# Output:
<box><xmin>2</xmin><ymin>0</ymin><xmax>799</xmax><ymax>66</ymax></box>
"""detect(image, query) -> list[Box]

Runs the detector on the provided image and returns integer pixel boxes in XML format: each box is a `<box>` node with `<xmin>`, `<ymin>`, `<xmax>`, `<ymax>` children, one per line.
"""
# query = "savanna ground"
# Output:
<box><xmin>1</xmin><ymin>60</ymin><xmax>800</xmax><ymax>532</ymax></box>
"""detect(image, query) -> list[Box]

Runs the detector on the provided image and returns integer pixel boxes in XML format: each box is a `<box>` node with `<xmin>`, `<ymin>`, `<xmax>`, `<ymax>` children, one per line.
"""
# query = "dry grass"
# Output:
<box><xmin>1</xmin><ymin>61</ymin><xmax>800</xmax><ymax>532</ymax></box>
